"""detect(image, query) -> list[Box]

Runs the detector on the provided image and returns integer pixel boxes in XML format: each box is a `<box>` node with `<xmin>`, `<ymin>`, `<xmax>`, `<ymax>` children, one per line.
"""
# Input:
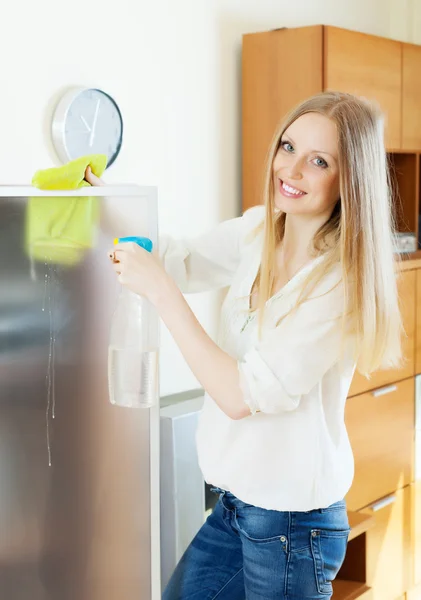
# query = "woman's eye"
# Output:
<box><xmin>281</xmin><ymin>141</ymin><xmax>294</xmax><ymax>153</ymax></box>
<box><xmin>314</xmin><ymin>157</ymin><xmax>328</xmax><ymax>168</ymax></box>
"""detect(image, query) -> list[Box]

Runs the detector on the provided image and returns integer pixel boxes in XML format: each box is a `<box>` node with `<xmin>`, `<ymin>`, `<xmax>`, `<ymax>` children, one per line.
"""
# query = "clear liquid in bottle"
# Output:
<box><xmin>108</xmin><ymin>346</ymin><xmax>158</xmax><ymax>408</ymax></box>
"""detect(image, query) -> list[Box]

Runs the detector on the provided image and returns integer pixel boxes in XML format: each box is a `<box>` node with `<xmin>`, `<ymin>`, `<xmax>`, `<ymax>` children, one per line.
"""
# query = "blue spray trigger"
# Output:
<box><xmin>114</xmin><ymin>236</ymin><xmax>153</xmax><ymax>253</ymax></box>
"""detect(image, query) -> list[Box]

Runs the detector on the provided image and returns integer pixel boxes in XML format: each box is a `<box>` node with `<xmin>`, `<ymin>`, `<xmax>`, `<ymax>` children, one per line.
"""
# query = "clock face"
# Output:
<box><xmin>56</xmin><ymin>88</ymin><xmax>123</xmax><ymax>168</ymax></box>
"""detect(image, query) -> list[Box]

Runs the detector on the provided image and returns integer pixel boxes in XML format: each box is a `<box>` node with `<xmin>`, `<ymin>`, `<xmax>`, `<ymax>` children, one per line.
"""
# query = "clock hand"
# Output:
<box><xmin>80</xmin><ymin>115</ymin><xmax>91</xmax><ymax>132</ymax></box>
<box><xmin>89</xmin><ymin>99</ymin><xmax>101</xmax><ymax>147</ymax></box>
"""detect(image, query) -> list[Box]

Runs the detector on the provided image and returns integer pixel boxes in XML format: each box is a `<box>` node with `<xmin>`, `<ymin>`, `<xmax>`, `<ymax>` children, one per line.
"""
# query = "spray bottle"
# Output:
<box><xmin>108</xmin><ymin>236</ymin><xmax>159</xmax><ymax>408</ymax></box>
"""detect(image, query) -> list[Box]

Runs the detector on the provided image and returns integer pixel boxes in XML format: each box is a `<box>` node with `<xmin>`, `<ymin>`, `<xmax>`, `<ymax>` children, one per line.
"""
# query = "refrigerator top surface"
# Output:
<box><xmin>0</xmin><ymin>185</ymin><xmax>156</xmax><ymax>197</ymax></box>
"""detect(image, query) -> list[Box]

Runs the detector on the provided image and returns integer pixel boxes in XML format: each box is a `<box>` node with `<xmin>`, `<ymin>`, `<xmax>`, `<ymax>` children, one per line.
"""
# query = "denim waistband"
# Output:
<box><xmin>210</xmin><ymin>487</ymin><xmax>346</xmax><ymax>514</ymax></box>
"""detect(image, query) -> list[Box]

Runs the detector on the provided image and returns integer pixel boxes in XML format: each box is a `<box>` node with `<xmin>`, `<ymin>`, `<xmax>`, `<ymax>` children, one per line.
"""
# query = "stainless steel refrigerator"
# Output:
<box><xmin>0</xmin><ymin>185</ymin><xmax>160</xmax><ymax>600</ymax></box>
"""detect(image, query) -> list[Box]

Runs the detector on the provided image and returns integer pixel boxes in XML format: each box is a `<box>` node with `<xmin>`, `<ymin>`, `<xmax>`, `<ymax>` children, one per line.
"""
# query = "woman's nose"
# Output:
<box><xmin>285</xmin><ymin>159</ymin><xmax>303</xmax><ymax>179</ymax></box>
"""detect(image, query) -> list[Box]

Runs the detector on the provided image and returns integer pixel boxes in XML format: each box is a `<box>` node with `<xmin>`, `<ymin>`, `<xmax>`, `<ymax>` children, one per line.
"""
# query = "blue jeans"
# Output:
<box><xmin>163</xmin><ymin>489</ymin><xmax>350</xmax><ymax>600</ymax></box>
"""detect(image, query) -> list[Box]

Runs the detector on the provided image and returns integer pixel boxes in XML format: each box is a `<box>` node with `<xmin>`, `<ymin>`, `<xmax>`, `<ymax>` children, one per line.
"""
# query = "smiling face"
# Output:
<box><xmin>272</xmin><ymin>112</ymin><xmax>340</xmax><ymax>220</ymax></box>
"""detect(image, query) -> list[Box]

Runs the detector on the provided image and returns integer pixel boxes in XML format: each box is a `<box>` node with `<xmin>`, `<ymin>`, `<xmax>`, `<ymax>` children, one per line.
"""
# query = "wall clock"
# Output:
<box><xmin>51</xmin><ymin>86</ymin><xmax>123</xmax><ymax>167</ymax></box>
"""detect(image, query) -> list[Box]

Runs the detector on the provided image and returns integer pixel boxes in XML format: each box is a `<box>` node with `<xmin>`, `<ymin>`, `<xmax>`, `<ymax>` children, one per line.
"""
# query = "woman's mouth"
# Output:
<box><xmin>279</xmin><ymin>179</ymin><xmax>307</xmax><ymax>198</ymax></box>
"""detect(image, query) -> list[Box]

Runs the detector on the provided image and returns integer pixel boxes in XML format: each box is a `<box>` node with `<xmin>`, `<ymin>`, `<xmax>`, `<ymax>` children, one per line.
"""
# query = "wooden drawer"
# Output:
<box><xmin>364</xmin><ymin>487</ymin><xmax>413</xmax><ymax>600</ymax></box>
<box><xmin>349</xmin><ymin>270</ymin><xmax>416</xmax><ymax>397</ymax></box>
<box><xmin>332</xmin><ymin>580</ymin><xmax>372</xmax><ymax>599</ymax></box>
<box><xmin>413</xmin><ymin>481</ymin><xmax>421</xmax><ymax>587</ymax></box>
<box><xmin>345</xmin><ymin>378</ymin><xmax>414</xmax><ymax>512</ymax></box>
<box><xmin>407</xmin><ymin>581</ymin><xmax>421</xmax><ymax>599</ymax></box>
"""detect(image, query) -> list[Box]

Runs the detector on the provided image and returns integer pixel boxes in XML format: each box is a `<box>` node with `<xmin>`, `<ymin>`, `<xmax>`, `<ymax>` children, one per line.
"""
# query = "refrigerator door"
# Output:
<box><xmin>0</xmin><ymin>187</ymin><xmax>160</xmax><ymax>600</ymax></box>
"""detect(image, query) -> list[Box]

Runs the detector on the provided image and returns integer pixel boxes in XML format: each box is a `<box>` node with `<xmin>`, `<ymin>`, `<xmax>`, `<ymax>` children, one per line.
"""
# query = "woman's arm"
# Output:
<box><xmin>86</xmin><ymin>167</ymin><xmax>263</xmax><ymax>294</ymax></box>
<box><xmin>110</xmin><ymin>240</ymin><xmax>251</xmax><ymax>420</ymax></box>
<box><xmin>156</xmin><ymin>278</ymin><xmax>251</xmax><ymax>419</ymax></box>
<box><xmin>111</xmin><ymin>243</ymin><xmax>349</xmax><ymax>421</ymax></box>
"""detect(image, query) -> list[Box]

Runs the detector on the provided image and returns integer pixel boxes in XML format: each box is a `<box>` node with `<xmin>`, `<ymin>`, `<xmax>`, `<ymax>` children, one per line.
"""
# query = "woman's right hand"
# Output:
<box><xmin>85</xmin><ymin>166</ymin><xmax>105</xmax><ymax>186</ymax></box>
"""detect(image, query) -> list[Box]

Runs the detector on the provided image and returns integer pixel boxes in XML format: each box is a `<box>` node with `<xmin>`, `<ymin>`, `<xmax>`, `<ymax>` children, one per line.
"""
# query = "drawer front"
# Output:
<box><xmin>345</xmin><ymin>378</ymin><xmax>414</xmax><ymax>512</ymax></box>
<box><xmin>349</xmin><ymin>269</ymin><xmax>416</xmax><ymax>397</ymax></box>
<box><xmin>407</xmin><ymin>581</ymin><xmax>421</xmax><ymax>599</ymax></box>
<box><xmin>414</xmin><ymin>481</ymin><xmax>421</xmax><ymax>587</ymax></box>
<box><xmin>364</xmin><ymin>487</ymin><xmax>413</xmax><ymax>600</ymax></box>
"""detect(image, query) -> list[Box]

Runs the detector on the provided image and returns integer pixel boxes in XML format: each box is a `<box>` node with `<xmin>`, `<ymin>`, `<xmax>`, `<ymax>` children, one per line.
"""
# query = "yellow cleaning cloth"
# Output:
<box><xmin>31</xmin><ymin>154</ymin><xmax>107</xmax><ymax>190</ymax></box>
<box><xmin>26</xmin><ymin>154</ymin><xmax>107</xmax><ymax>266</ymax></box>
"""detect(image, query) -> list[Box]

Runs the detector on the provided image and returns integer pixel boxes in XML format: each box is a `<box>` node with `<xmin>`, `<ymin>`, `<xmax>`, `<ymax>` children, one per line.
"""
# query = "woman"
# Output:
<box><xmin>86</xmin><ymin>91</ymin><xmax>402</xmax><ymax>599</ymax></box>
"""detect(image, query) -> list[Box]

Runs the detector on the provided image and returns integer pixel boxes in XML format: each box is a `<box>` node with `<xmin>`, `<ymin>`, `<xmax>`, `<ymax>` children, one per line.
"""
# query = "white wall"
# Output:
<box><xmin>2</xmin><ymin>0</ymin><xmax>419</xmax><ymax>395</ymax></box>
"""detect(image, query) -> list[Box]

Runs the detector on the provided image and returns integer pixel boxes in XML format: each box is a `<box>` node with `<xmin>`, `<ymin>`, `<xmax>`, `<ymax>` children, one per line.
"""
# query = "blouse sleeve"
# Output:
<box><xmin>159</xmin><ymin>205</ymin><xmax>264</xmax><ymax>293</ymax></box>
<box><xmin>238</xmin><ymin>270</ymin><xmax>352</xmax><ymax>414</ymax></box>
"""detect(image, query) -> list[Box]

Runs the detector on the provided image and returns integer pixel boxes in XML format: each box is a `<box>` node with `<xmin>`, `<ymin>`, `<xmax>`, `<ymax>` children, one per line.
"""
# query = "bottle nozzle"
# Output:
<box><xmin>114</xmin><ymin>236</ymin><xmax>153</xmax><ymax>253</ymax></box>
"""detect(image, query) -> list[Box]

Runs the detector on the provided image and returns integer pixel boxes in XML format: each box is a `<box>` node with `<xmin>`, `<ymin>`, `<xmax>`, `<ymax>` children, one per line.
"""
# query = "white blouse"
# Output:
<box><xmin>160</xmin><ymin>205</ymin><xmax>356</xmax><ymax>512</ymax></box>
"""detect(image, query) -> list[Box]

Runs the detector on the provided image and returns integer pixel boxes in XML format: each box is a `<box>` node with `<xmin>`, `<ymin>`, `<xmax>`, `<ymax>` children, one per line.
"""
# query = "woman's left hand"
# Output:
<box><xmin>108</xmin><ymin>242</ymin><xmax>172</xmax><ymax>305</ymax></box>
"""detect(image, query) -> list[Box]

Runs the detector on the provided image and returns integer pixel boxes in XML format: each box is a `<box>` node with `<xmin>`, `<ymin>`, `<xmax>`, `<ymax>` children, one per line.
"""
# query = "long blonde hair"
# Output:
<box><xmin>255</xmin><ymin>91</ymin><xmax>403</xmax><ymax>376</ymax></box>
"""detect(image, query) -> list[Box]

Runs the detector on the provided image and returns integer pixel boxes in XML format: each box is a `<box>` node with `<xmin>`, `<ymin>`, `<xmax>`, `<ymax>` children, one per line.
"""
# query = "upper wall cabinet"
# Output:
<box><xmin>242</xmin><ymin>26</ymin><xmax>323</xmax><ymax>211</ymax></box>
<box><xmin>242</xmin><ymin>25</ymin><xmax>421</xmax><ymax>211</ymax></box>
<box><xmin>324</xmin><ymin>26</ymin><xmax>402</xmax><ymax>151</ymax></box>
<box><xmin>402</xmin><ymin>43</ymin><xmax>421</xmax><ymax>150</ymax></box>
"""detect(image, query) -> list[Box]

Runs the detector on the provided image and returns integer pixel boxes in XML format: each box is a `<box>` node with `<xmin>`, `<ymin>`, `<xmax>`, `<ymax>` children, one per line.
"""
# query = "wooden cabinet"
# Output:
<box><xmin>243</xmin><ymin>26</ymin><xmax>421</xmax><ymax>225</ymax></box>
<box><xmin>345</xmin><ymin>378</ymin><xmax>414</xmax><ymax>511</ymax></box>
<box><xmin>416</xmin><ymin>270</ymin><xmax>421</xmax><ymax>374</ymax></box>
<box><xmin>332</xmin><ymin>581</ymin><xmax>373</xmax><ymax>599</ymax></box>
<box><xmin>407</xmin><ymin>582</ymin><xmax>421</xmax><ymax>600</ymax></box>
<box><xmin>242</xmin><ymin>25</ymin><xmax>409</xmax><ymax>209</ymax></box>
<box><xmin>242</xmin><ymin>26</ymin><xmax>323</xmax><ymax>210</ymax></box>
<box><xmin>364</xmin><ymin>486</ymin><xmax>413</xmax><ymax>600</ymax></box>
<box><xmin>413</xmin><ymin>481</ymin><xmax>421</xmax><ymax>587</ymax></box>
<box><xmin>324</xmin><ymin>27</ymin><xmax>402</xmax><ymax>150</ymax></box>
<box><xmin>402</xmin><ymin>44</ymin><xmax>421</xmax><ymax>150</ymax></box>
<box><xmin>389</xmin><ymin>153</ymin><xmax>419</xmax><ymax>236</ymax></box>
<box><xmin>349</xmin><ymin>269</ymin><xmax>416</xmax><ymax>397</ymax></box>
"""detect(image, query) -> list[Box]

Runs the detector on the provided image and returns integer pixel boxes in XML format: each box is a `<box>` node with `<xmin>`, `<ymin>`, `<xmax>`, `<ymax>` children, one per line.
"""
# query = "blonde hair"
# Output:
<box><xmin>254</xmin><ymin>91</ymin><xmax>403</xmax><ymax>376</ymax></box>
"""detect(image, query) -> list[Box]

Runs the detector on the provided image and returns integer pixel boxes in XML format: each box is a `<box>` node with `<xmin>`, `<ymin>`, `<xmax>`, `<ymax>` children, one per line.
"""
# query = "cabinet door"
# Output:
<box><xmin>416</xmin><ymin>270</ymin><xmax>421</xmax><ymax>374</ymax></box>
<box><xmin>413</xmin><ymin>481</ymin><xmax>421</xmax><ymax>587</ymax></box>
<box><xmin>242</xmin><ymin>26</ymin><xmax>323</xmax><ymax>210</ymax></box>
<box><xmin>345</xmin><ymin>378</ymin><xmax>414</xmax><ymax>511</ymax></box>
<box><xmin>323</xmin><ymin>26</ymin><xmax>401</xmax><ymax>149</ymax></box>
<box><xmin>402</xmin><ymin>44</ymin><xmax>421</xmax><ymax>150</ymax></box>
<box><xmin>349</xmin><ymin>269</ymin><xmax>416</xmax><ymax>397</ymax></box>
<box><xmin>407</xmin><ymin>582</ymin><xmax>421</xmax><ymax>600</ymax></box>
<box><xmin>364</xmin><ymin>487</ymin><xmax>413</xmax><ymax>600</ymax></box>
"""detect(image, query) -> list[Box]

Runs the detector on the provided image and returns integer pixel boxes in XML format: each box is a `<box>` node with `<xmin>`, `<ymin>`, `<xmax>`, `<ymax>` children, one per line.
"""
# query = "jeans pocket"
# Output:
<box><xmin>310</xmin><ymin>528</ymin><xmax>350</xmax><ymax>594</ymax></box>
<box><xmin>234</xmin><ymin>507</ymin><xmax>288</xmax><ymax>544</ymax></box>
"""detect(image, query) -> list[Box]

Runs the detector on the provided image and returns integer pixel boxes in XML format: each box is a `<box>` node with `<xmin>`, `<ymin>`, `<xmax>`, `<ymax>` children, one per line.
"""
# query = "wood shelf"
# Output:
<box><xmin>348</xmin><ymin>511</ymin><xmax>375</xmax><ymax>542</ymax></box>
<box><xmin>333</xmin><ymin>580</ymin><xmax>372</xmax><ymax>600</ymax></box>
<box><xmin>399</xmin><ymin>251</ymin><xmax>421</xmax><ymax>271</ymax></box>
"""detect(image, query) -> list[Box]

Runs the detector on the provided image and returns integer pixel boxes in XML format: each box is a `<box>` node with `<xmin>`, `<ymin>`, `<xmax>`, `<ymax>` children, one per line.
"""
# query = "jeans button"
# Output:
<box><xmin>280</xmin><ymin>536</ymin><xmax>287</xmax><ymax>542</ymax></box>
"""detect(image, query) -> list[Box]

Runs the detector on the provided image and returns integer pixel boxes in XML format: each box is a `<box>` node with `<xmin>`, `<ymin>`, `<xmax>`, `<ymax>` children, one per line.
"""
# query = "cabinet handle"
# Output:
<box><xmin>371</xmin><ymin>384</ymin><xmax>398</xmax><ymax>397</ymax></box>
<box><xmin>370</xmin><ymin>494</ymin><xmax>397</xmax><ymax>512</ymax></box>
